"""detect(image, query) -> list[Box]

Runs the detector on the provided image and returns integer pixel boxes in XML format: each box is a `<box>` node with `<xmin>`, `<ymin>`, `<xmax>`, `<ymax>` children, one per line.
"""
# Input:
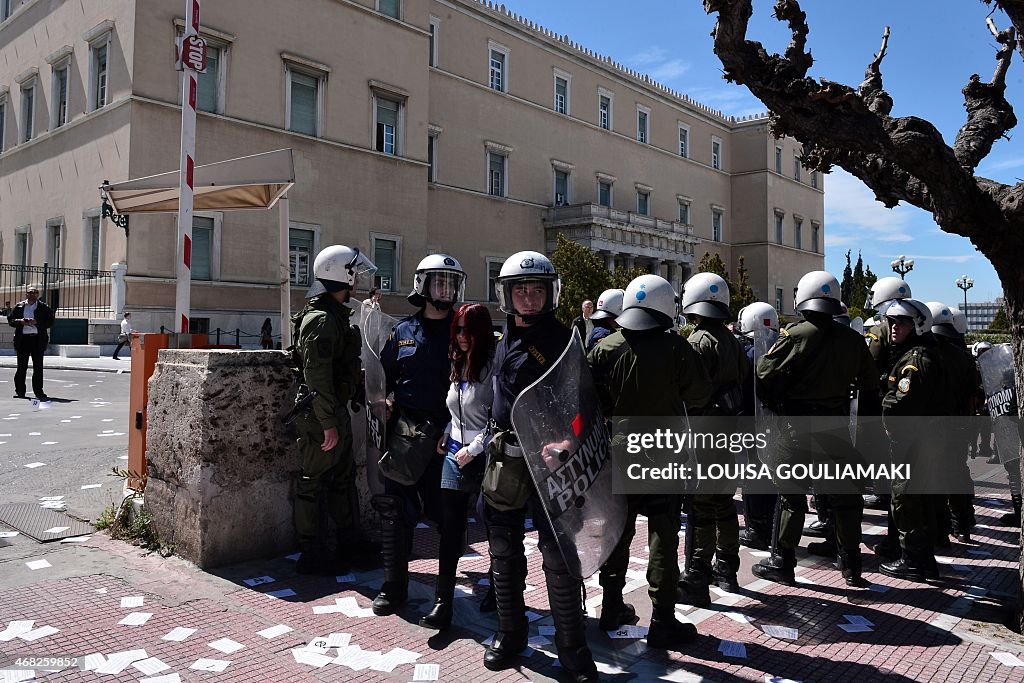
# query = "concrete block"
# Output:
<box><xmin>145</xmin><ymin>349</ymin><xmax>374</xmax><ymax>569</ymax></box>
<box><xmin>54</xmin><ymin>344</ymin><xmax>101</xmax><ymax>358</ymax></box>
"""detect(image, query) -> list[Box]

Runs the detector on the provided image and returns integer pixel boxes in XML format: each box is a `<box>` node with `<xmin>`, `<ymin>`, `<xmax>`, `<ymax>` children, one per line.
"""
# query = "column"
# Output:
<box><xmin>624</xmin><ymin>255</ymin><xmax>636</xmax><ymax>271</ymax></box>
<box><xmin>111</xmin><ymin>261</ymin><xmax>128</xmax><ymax>317</ymax></box>
<box><xmin>604</xmin><ymin>251</ymin><xmax>616</xmax><ymax>271</ymax></box>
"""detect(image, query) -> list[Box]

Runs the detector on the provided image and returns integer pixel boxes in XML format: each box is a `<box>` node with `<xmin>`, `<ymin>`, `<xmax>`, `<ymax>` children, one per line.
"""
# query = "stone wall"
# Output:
<box><xmin>145</xmin><ymin>349</ymin><xmax>374</xmax><ymax>569</ymax></box>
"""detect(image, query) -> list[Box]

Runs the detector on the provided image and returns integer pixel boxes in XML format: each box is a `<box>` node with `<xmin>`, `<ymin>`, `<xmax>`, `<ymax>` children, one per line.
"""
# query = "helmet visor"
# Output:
<box><xmin>426</xmin><ymin>271</ymin><xmax>466</xmax><ymax>305</ymax></box>
<box><xmin>349</xmin><ymin>251</ymin><xmax>378</xmax><ymax>291</ymax></box>
<box><xmin>498</xmin><ymin>277</ymin><xmax>558</xmax><ymax>316</ymax></box>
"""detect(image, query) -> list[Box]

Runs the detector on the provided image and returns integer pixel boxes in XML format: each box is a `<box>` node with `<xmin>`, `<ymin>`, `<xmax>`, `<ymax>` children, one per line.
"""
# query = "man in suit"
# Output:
<box><xmin>7</xmin><ymin>284</ymin><xmax>54</xmax><ymax>400</ymax></box>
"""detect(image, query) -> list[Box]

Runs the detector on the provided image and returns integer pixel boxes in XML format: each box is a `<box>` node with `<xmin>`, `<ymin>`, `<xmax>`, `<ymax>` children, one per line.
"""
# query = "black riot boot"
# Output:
<box><xmin>837</xmin><ymin>548</ymin><xmax>869</xmax><ymax>588</ymax></box>
<box><xmin>546</xmin><ymin>570</ymin><xmax>599</xmax><ymax>683</ymax></box>
<box><xmin>677</xmin><ymin>558</ymin><xmax>713</xmax><ymax>607</ymax></box>
<box><xmin>752</xmin><ymin>548</ymin><xmax>796</xmax><ymax>585</ymax></box>
<box><xmin>713</xmin><ymin>555</ymin><xmax>740</xmax><ymax>593</ymax></box>
<box><xmin>597</xmin><ymin>572</ymin><xmax>638</xmax><ymax>631</ymax></box>
<box><xmin>479</xmin><ymin>566</ymin><xmax>497</xmax><ymax>613</ymax></box>
<box><xmin>419</xmin><ymin>575</ymin><xmax>456</xmax><ymax>630</ymax></box>
<box><xmin>646</xmin><ymin>606</ymin><xmax>698</xmax><ymax>651</ymax></box>
<box><xmin>1000</xmin><ymin>494</ymin><xmax>1022</xmax><ymax>527</ymax></box>
<box><xmin>371</xmin><ymin>496</ymin><xmax>409</xmax><ymax>616</ymax></box>
<box><xmin>807</xmin><ymin>537</ymin><xmax>837</xmax><ymax>558</ymax></box>
<box><xmin>483</xmin><ymin>531</ymin><xmax>529</xmax><ymax>671</ymax></box>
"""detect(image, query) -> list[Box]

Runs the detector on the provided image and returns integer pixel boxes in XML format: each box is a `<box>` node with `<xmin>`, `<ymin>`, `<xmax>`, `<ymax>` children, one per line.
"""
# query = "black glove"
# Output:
<box><xmin>349</xmin><ymin>382</ymin><xmax>366</xmax><ymax>413</ymax></box>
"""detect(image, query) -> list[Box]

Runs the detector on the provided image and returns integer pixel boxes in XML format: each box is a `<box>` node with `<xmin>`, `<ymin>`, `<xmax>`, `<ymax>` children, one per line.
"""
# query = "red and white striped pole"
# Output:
<box><xmin>174</xmin><ymin>0</ymin><xmax>203</xmax><ymax>334</ymax></box>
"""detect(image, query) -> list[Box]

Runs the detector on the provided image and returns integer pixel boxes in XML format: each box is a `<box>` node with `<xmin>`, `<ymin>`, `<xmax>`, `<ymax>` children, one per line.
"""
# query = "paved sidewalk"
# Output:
<box><xmin>1</xmin><ymin>489</ymin><xmax>1023</xmax><ymax>682</ymax></box>
<box><xmin>0</xmin><ymin>356</ymin><xmax>131</xmax><ymax>375</ymax></box>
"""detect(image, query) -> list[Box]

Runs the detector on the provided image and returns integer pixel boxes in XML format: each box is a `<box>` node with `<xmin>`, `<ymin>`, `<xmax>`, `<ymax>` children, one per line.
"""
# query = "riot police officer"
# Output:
<box><xmin>678</xmin><ymin>272</ymin><xmax>749</xmax><ymax>603</ymax></box>
<box><xmin>589</xmin><ymin>275</ymin><xmax>710</xmax><ymax>650</ymax></box>
<box><xmin>291</xmin><ymin>245</ymin><xmax>377</xmax><ymax>575</ymax></box>
<box><xmin>587</xmin><ymin>288</ymin><xmax>624</xmax><ymax>351</ymax></box>
<box><xmin>752</xmin><ymin>271</ymin><xmax>878</xmax><ymax>587</ymax></box>
<box><xmin>482</xmin><ymin>251</ymin><xmax>599</xmax><ymax>682</ymax></box>
<box><xmin>372</xmin><ymin>254</ymin><xmax>466</xmax><ymax>615</ymax></box>
<box><xmin>735</xmin><ymin>301</ymin><xmax>780</xmax><ymax>551</ymax></box>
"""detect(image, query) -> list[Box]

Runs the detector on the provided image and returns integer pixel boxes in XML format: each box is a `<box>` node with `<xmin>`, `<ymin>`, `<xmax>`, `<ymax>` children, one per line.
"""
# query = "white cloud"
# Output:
<box><xmin>903</xmin><ymin>254</ymin><xmax>979</xmax><ymax>263</ymax></box>
<box><xmin>825</xmin><ymin>169</ymin><xmax>915</xmax><ymax>245</ymax></box>
<box><xmin>650</xmin><ymin>59</ymin><xmax>691</xmax><ymax>81</ymax></box>
<box><xmin>626</xmin><ymin>46</ymin><xmax>668</xmax><ymax>66</ymax></box>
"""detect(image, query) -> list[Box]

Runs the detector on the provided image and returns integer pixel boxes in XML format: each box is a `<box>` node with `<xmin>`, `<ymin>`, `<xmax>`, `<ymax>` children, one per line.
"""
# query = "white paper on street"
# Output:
<box><xmin>118</xmin><ymin>612</ymin><xmax>153</xmax><ymax>626</ymax></box>
<box><xmin>291</xmin><ymin>648</ymin><xmax>333</xmax><ymax>667</ymax></box>
<box><xmin>209</xmin><ymin>637</ymin><xmax>245</xmax><ymax>654</ymax></box>
<box><xmin>967</xmin><ymin>549</ymin><xmax>993</xmax><ymax>557</ymax></box>
<box><xmin>81</xmin><ymin>484</ymin><xmax>102</xmax><ymax>489</ymax></box>
<box><xmin>477</xmin><ymin>577</ymin><xmax>490</xmax><ymax>586</ymax></box>
<box><xmin>243</xmin><ymin>575</ymin><xmax>276</xmax><ymax>587</ymax></box>
<box><xmin>539</xmin><ymin>625</ymin><xmax>557</xmax><ymax>636</ymax></box>
<box><xmin>990</xmin><ymin>652</ymin><xmax>1024</xmax><ymax>666</ymax></box>
<box><xmin>607</xmin><ymin>625</ymin><xmax>648</xmax><ymax>639</ymax></box>
<box><xmin>416</xmin><ymin>522</ymin><xmax>429</xmax><ymax>529</ymax></box>
<box><xmin>95</xmin><ymin>649</ymin><xmax>148</xmax><ymax>675</ymax></box>
<box><xmin>413</xmin><ymin>663</ymin><xmax>440</xmax><ymax>680</ymax></box>
<box><xmin>284</xmin><ymin>553</ymin><xmax>301</xmax><ymax>561</ymax></box>
<box><xmin>369</xmin><ymin>647</ymin><xmax>421</xmax><ymax>672</ymax></box>
<box><xmin>0</xmin><ymin>621</ymin><xmax>34</xmax><ymax>641</ymax></box>
<box><xmin>120</xmin><ymin>596</ymin><xmax>145</xmax><ymax>608</ymax></box>
<box><xmin>749</xmin><ymin>550</ymin><xmax>771</xmax><ymax>558</ymax></box>
<box><xmin>60</xmin><ymin>536</ymin><xmax>91</xmax><ymax>543</ymax></box>
<box><xmin>25</xmin><ymin>559</ymin><xmax>51</xmax><ymax>570</ymax></box>
<box><xmin>528</xmin><ymin>635</ymin><xmax>552</xmax><ymax>647</ymax></box>
<box><xmin>868</xmin><ymin>584</ymin><xmax>891</xmax><ymax>593</ymax></box>
<box><xmin>256</xmin><ymin>624</ymin><xmax>292</xmax><ymax>639</ymax></box>
<box><xmin>189</xmin><ymin>658</ymin><xmax>231</xmax><ymax>672</ymax></box>
<box><xmin>0</xmin><ymin>531</ymin><xmax>18</xmax><ymax>538</ymax></box>
<box><xmin>265</xmin><ymin>588</ymin><xmax>297</xmax><ymax>598</ymax></box>
<box><xmin>132</xmin><ymin>657</ymin><xmax>171</xmax><ymax>675</ymax></box>
<box><xmin>718</xmin><ymin>640</ymin><xmax>747</xmax><ymax>658</ymax></box>
<box><xmin>18</xmin><ymin>625</ymin><xmax>59</xmax><ymax>642</ymax></box>
<box><xmin>81</xmin><ymin>653</ymin><xmax>106</xmax><ymax>671</ymax></box>
<box><xmin>342</xmin><ymin>649</ymin><xmax>383</xmax><ymax>671</ymax></box>
<box><xmin>842</xmin><ymin>615</ymin><xmax>875</xmax><ymax>627</ymax></box>
<box><xmin>162</xmin><ymin>627</ymin><xmax>197</xmax><ymax>641</ymax></box>
<box><xmin>838</xmin><ymin>623</ymin><xmax>874</xmax><ymax>633</ymax></box>
<box><xmin>526</xmin><ymin>610</ymin><xmax>543</xmax><ymax>622</ymax></box>
<box><xmin>335</xmin><ymin>572</ymin><xmax>357</xmax><ymax>583</ymax></box>
<box><xmin>765</xmin><ymin>676</ymin><xmax>803</xmax><ymax>683</ymax></box>
<box><xmin>326</xmin><ymin>632</ymin><xmax>351</xmax><ymax>647</ymax></box>
<box><xmin>24</xmin><ymin>462</ymin><xmax>46</xmax><ymax>468</ymax></box>
<box><xmin>761</xmin><ymin>625</ymin><xmax>799</xmax><ymax>640</ymax></box>
<box><xmin>723</xmin><ymin>611</ymin><xmax>754</xmax><ymax>625</ymax></box>
<box><xmin>42</xmin><ymin>526</ymin><xmax>69</xmax><ymax>534</ymax></box>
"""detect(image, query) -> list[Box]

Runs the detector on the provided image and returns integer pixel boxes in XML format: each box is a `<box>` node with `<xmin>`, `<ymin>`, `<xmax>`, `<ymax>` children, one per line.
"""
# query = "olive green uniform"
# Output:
<box><xmin>933</xmin><ymin>336</ymin><xmax>978</xmax><ymax>536</ymax></box>
<box><xmin>686</xmin><ymin>322</ymin><xmax>750</xmax><ymax>577</ymax></box>
<box><xmin>754</xmin><ymin>318</ymin><xmax>878</xmax><ymax>579</ymax></box>
<box><xmin>882</xmin><ymin>336</ymin><xmax>949</xmax><ymax>568</ymax></box>
<box><xmin>292</xmin><ymin>295</ymin><xmax>363</xmax><ymax>555</ymax></box>
<box><xmin>589</xmin><ymin>329</ymin><xmax>710</xmax><ymax>611</ymax></box>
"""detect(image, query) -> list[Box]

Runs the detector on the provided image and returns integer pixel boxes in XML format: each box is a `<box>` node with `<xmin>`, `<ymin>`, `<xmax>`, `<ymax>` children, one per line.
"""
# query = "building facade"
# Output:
<box><xmin>0</xmin><ymin>0</ymin><xmax>824</xmax><ymax>338</ymax></box>
<box><xmin>964</xmin><ymin>298</ymin><xmax>1004</xmax><ymax>332</ymax></box>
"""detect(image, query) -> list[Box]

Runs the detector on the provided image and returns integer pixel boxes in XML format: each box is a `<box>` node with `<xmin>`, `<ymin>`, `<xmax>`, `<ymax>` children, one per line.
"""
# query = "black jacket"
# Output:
<box><xmin>7</xmin><ymin>299</ymin><xmax>54</xmax><ymax>346</ymax></box>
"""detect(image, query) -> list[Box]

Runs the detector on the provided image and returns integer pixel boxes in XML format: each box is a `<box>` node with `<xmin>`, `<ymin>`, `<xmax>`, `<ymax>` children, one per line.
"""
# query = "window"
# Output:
<box><xmin>373</xmin><ymin>237</ymin><xmax>398</xmax><ymax>292</ymax></box>
<box><xmin>812</xmin><ymin>223</ymin><xmax>820</xmax><ymax>252</ymax></box>
<box><xmin>678</xmin><ymin>123</ymin><xmax>689</xmax><ymax>158</ymax></box>
<box><xmin>20</xmin><ymin>80</ymin><xmax>35</xmax><ymax>142</ymax></box>
<box><xmin>288</xmin><ymin>228</ymin><xmax>314</xmax><ymax>286</ymax></box>
<box><xmin>287</xmin><ymin>68</ymin><xmax>320</xmax><ymax>136</ymax></box>
<box><xmin>427</xmin><ymin>134</ymin><xmax>437</xmax><ymax>182</ymax></box>
<box><xmin>554</xmin><ymin>170</ymin><xmax>568</xmax><ymax>205</ymax></box>
<box><xmin>0</xmin><ymin>100</ymin><xmax>6</xmax><ymax>153</ymax></box>
<box><xmin>637</xmin><ymin>107</ymin><xmax>649</xmax><ymax>144</ymax></box>
<box><xmin>599</xmin><ymin>94</ymin><xmax>611</xmax><ymax>130</ymax></box>
<box><xmin>489</xmin><ymin>44</ymin><xmax>507</xmax><ymax>92</ymax></box>
<box><xmin>487</xmin><ymin>259</ymin><xmax>502</xmax><ymax>303</ymax></box>
<box><xmin>378</xmin><ymin>0</ymin><xmax>399</xmax><ymax>19</ymax></box>
<box><xmin>428</xmin><ymin>17</ymin><xmax>439</xmax><ymax>67</ymax></box>
<box><xmin>88</xmin><ymin>215</ymin><xmax>101</xmax><ymax>272</ymax></box>
<box><xmin>775</xmin><ymin>146</ymin><xmax>782</xmax><ymax>174</ymax></box>
<box><xmin>712</xmin><ymin>209</ymin><xmax>723</xmax><ymax>241</ymax></box>
<box><xmin>794</xmin><ymin>155</ymin><xmax>801</xmax><ymax>181</ymax></box>
<box><xmin>637</xmin><ymin>191</ymin><xmax>650</xmax><ymax>216</ymax></box>
<box><xmin>191</xmin><ymin>216</ymin><xmax>213</xmax><ymax>280</ymax></box>
<box><xmin>488</xmin><ymin>152</ymin><xmax>506</xmax><ymax>197</ymax></box>
<box><xmin>811</xmin><ymin>171</ymin><xmax>818</xmax><ymax>189</ymax></box>
<box><xmin>712</xmin><ymin>137</ymin><xmax>722</xmax><ymax>170</ymax></box>
<box><xmin>775</xmin><ymin>287</ymin><xmax>784</xmax><ymax>314</ymax></box>
<box><xmin>375</xmin><ymin>96</ymin><xmax>400</xmax><ymax>155</ymax></box>
<box><xmin>775</xmin><ymin>213</ymin><xmax>784</xmax><ymax>245</ymax></box>
<box><xmin>52</xmin><ymin>65</ymin><xmax>69</xmax><ymax>128</ymax></box>
<box><xmin>197</xmin><ymin>44</ymin><xmax>221</xmax><ymax>113</ymax></box>
<box><xmin>15</xmin><ymin>229</ymin><xmax>30</xmax><ymax>281</ymax></box>
<box><xmin>598</xmin><ymin>180</ymin><xmax>612</xmax><ymax>207</ymax></box>
<box><xmin>47</xmin><ymin>222</ymin><xmax>63</xmax><ymax>269</ymax></box>
<box><xmin>90</xmin><ymin>42</ymin><xmax>109</xmax><ymax>110</ymax></box>
<box><xmin>794</xmin><ymin>218</ymin><xmax>802</xmax><ymax>250</ymax></box>
<box><xmin>554</xmin><ymin>75</ymin><xmax>568</xmax><ymax>115</ymax></box>
<box><xmin>1</xmin><ymin>0</ymin><xmax>11</xmax><ymax>21</ymax></box>
<box><xmin>678</xmin><ymin>201</ymin><xmax>690</xmax><ymax>225</ymax></box>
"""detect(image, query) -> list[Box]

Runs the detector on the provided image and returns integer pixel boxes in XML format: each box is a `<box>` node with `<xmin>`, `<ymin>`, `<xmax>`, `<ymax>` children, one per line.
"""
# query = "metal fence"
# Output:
<box><xmin>0</xmin><ymin>263</ymin><xmax>113</xmax><ymax>319</ymax></box>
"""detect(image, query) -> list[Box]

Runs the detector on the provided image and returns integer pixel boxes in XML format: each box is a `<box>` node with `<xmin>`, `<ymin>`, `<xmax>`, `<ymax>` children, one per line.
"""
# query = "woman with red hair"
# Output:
<box><xmin>420</xmin><ymin>303</ymin><xmax>495</xmax><ymax>631</ymax></box>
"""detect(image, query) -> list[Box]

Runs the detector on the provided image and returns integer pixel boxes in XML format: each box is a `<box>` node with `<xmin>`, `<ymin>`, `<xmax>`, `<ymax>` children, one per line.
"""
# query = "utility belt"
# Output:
<box><xmin>378</xmin><ymin>405</ymin><xmax>444</xmax><ymax>486</ymax></box>
<box><xmin>499</xmin><ymin>433</ymin><xmax>524</xmax><ymax>458</ymax></box>
<box><xmin>482</xmin><ymin>429</ymin><xmax>532</xmax><ymax>511</ymax></box>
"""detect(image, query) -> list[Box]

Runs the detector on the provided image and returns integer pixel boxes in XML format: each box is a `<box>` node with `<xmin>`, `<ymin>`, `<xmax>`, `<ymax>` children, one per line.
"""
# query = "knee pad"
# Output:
<box><xmin>487</xmin><ymin>525</ymin><xmax>522</xmax><ymax>559</ymax></box>
<box><xmin>371</xmin><ymin>494</ymin><xmax>403</xmax><ymax>521</ymax></box>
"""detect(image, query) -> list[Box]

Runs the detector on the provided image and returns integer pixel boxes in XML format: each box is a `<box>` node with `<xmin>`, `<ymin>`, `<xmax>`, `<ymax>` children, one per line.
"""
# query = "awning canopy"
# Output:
<box><xmin>102</xmin><ymin>148</ymin><xmax>295</xmax><ymax>214</ymax></box>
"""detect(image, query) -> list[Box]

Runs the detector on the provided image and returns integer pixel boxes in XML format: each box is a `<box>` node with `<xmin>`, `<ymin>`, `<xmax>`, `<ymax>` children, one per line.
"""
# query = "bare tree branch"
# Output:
<box><xmin>953</xmin><ymin>20</ymin><xmax>1018</xmax><ymax>171</ymax></box>
<box><xmin>772</xmin><ymin>0</ymin><xmax>813</xmax><ymax>77</ymax></box>
<box><xmin>858</xmin><ymin>27</ymin><xmax>893</xmax><ymax>116</ymax></box>
<box><xmin>987</xmin><ymin>0</ymin><xmax>1024</xmax><ymax>59</ymax></box>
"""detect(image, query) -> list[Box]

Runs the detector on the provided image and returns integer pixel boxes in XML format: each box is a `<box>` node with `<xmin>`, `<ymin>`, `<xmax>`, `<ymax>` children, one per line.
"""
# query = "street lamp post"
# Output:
<box><xmin>955</xmin><ymin>274</ymin><xmax>974</xmax><ymax>312</ymax></box>
<box><xmin>891</xmin><ymin>254</ymin><xmax>915</xmax><ymax>278</ymax></box>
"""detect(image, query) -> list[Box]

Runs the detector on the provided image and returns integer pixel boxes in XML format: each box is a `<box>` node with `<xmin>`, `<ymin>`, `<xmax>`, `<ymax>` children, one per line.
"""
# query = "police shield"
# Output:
<box><xmin>510</xmin><ymin>330</ymin><xmax>627</xmax><ymax>579</ymax></box>
<box><xmin>359</xmin><ymin>305</ymin><xmax>399</xmax><ymax>494</ymax></box>
<box><xmin>848</xmin><ymin>317</ymin><xmax>864</xmax><ymax>445</ymax></box>
<box><xmin>979</xmin><ymin>344</ymin><xmax>1021</xmax><ymax>464</ymax></box>
<box><xmin>752</xmin><ymin>327</ymin><xmax>780</xmax><ymax>467</ymax></box>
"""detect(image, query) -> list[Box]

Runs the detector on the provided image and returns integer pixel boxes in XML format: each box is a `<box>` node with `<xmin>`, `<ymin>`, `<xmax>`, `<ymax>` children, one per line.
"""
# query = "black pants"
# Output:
<box><xmin>14</xmin><ymin>335</ymin><xmax>45</xmax><ymax>397</ymax></box>
<box><xmin>113</xmin><ymin>340</ymin><xmax>129</xmax><ymax>358</ymax></box>
<box><xmin>438</xmin><ymin>488</ymin><xmax>472</xmax><ymax>578</ymax></box>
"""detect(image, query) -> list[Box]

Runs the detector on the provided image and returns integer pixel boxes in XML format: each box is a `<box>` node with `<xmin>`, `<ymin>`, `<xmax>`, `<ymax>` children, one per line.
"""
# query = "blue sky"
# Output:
<box><xmin>500</xmin><ymin>0</ymin><xmax>1022</xmax><ymax>307</ymax></box>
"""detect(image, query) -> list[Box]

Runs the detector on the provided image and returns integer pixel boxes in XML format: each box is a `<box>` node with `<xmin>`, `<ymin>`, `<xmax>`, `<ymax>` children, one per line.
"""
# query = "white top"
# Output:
<box><xmin>443</xmin><ymin>361</ymin><xmax>494</xmax><ymax>457</ymax></box>
<box><xmin>22</xmin><ymin>301</ymin><xmax>38</xmax><ymax>335</ymax></box>
<box><xmin>121</xmin><ymin>318</ymin><xmax>132</xmax><ymax>335</ymax></box>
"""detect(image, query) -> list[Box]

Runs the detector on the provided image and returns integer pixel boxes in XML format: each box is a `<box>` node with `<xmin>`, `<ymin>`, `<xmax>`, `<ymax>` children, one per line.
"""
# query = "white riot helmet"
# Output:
<box><xmin>408</xmin><ymin>253</ymin><xmax>466</xmax><ymax>310</ymax></box>
<box><xmin>884</xmin><ymin>298</ymin><xmax>933</xmax><ymax>337</ymax></box>
<box><xmin>590</xmin><ymin>289</ymin><xmax>625</xmax><ymax>320</ymax></box>
<box><xmin>948</xmin><ymin>307</ymin><xmax>968</xmax><ymax>336</ymax></box>
<box><xmin>619</xmin><ymin>275</ymin><xmax>678</xmax><ymax>331</ymax></box>
<box><xmin>495</xmin><ymin>251</ymin><xmax>560</xmax><ymax>319</ymax></box>
<box><xmin>737</xmin><ymin>302</ymin><xmax>780</xmax><ymax>338</ymax></box>
<box><xmin>795</xmin><ymin>270</ymin><xmax>843</xmax><ymax>316</ymax></box>
<box><xmin>972</xmin><ymin>341</ymin><xmax>993</xmax><ymax>357</ymax></box>
<box><xmin>307</xmin><ymin>245</ymin><xmax>377</xmax><ymax>298</ymax></box>
<box><xmin>681</xmin><ymin>272</ymin><xmax>731</xmax><ymax>319</ymax></box>
<box><xmin>869</xmin><ymin>276</ymin><xmax>912</xmax><ymax>309</ymax></box>
<box><xmin>834</xmin><ymin>302</ymin><xmax>851</xmax><ymax>326</ymax></box>
<box><xmin>925</xmin><ymin>301</ymin><xmax>958</xmax><ymax>338</ymax></box>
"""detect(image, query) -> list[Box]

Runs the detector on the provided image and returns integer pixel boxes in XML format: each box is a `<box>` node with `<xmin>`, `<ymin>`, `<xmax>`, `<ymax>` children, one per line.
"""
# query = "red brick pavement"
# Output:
<box><xmin>0</xmin><ymin>495</ymin><xmax>1022</xmax><ymax>682</ymax></box>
